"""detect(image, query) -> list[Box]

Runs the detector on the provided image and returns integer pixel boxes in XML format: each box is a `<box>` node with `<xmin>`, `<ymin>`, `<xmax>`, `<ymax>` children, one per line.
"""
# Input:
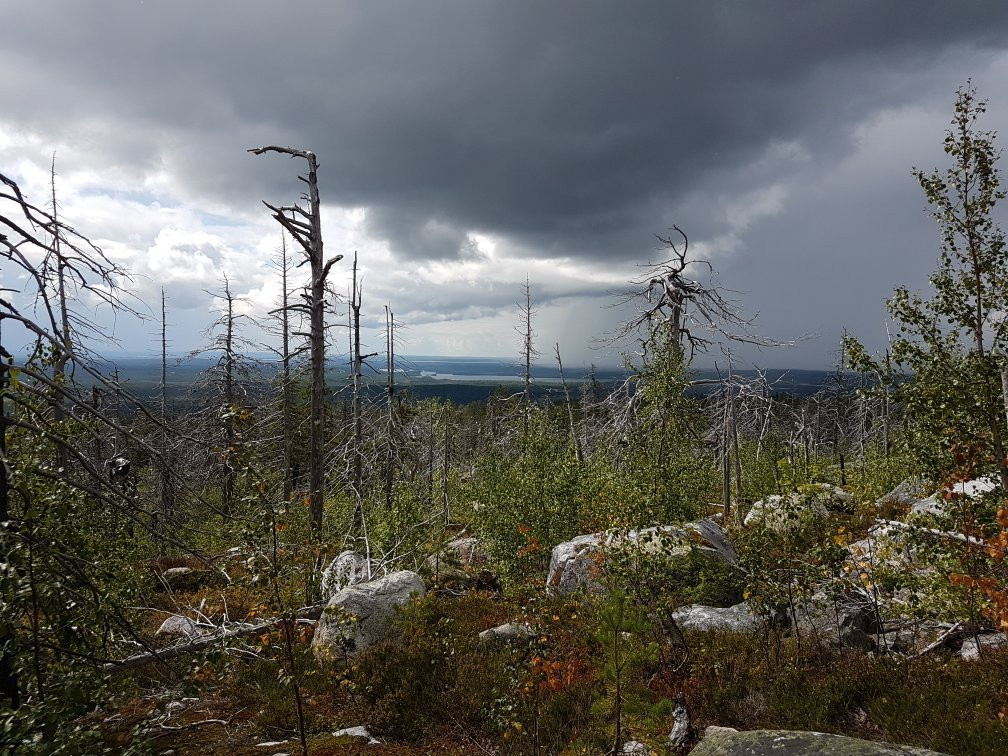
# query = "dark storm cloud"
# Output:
<box><xmin>4</xmin><ymin>1</ymin><xmax>1008</xmax><ymax>265</ymax></box>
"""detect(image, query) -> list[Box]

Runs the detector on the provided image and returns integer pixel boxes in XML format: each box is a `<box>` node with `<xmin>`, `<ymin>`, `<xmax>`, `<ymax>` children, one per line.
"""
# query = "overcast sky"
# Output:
<box><xmin>4</xmin><ymin>1</ymin><xmax>1008</xmax><ymax>371</ymax></box>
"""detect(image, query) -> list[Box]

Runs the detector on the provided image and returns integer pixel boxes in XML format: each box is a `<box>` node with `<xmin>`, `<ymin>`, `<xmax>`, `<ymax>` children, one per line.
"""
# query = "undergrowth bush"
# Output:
<box><xmin>680</xmin><ymin>630</ymin><xmax>1008</xmax><ymax>754</ymax></box>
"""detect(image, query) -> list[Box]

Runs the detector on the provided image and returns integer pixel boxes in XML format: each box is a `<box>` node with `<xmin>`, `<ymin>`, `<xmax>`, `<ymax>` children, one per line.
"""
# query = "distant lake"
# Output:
<box><xmin>75</xmin><ymin>353</ymin><xmax>848</xmax><ymax>404</ymax></box>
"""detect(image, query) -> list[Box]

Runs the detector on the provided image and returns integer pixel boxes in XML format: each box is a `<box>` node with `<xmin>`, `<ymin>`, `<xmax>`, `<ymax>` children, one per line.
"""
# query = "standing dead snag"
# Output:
<box><xmin>614</xmin><ymin>226</ymin><xmax>785</xmax><ymax>360</ymax></box>
<box><xmin>517</xmin><ymin>276</ymin><xmax>539</xmax><ymax>435</ymax></box>
<box><xmin>249</xmin><ymin>146</ymin><xmax>342</xmax><ymax>533</ymax></box>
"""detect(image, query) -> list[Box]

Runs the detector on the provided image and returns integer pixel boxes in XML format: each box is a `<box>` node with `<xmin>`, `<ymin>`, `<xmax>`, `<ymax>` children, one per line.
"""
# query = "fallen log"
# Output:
<box><xmin>106</xmin><ymin>604</ymin><xmax>324</xmax><ymax>674</ymax></box>
<box><xmin>876</xmin><ymin>519</ymin><xmax>985</xmax><ymax>547</ymax></box>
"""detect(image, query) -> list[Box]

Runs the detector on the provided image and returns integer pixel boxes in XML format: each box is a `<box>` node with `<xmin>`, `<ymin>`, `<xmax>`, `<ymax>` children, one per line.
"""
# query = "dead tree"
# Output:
<box><xmin>555</xmin><ymin>342</ymin><xmax>583</xmax><ymax>461</ymax></box>
<box><xmin>383</xmin><ymin>304</ymin><xmax>397</xmax><ymax>514</ymax></box>
<box><xmin>613</xmin><ymin>226</ymin><xmax>787</xmax><ymax>360</ymax></box>
<box><xmin>517</xmin><ymin>275</ymin><xmax>539</xmax><ymax>435</ymax></box>
<box><xmin>0</xmin><ymin>330</ymin><xmax>17</xmax><ymax>708</ymax></box>
<box><xmin>344</xmin><ymin>253</ymin><xmax>379</xmax><ymax>545</ymax></box>
<box><xmin>0</xmin><ymin>170</ymin><xmax>223</xmax><ymax>708</ymax></box>
<box><xmin>250</xmin><ymin>146</ymin><xmax>342</xmax><ymax>533</ymax></box>
<box><xmin>263</xmin><ymin>233</ymin><xmax>308</xmax><ymax>505</ymax></box>
<box><xmin>188</xmin><ymin>277</ymin><xmax>257</xmax><ymax>516</ymax></box>
<box><xmin>279</xmin><ymin>235</ymin><xmax>295</xmax><ymax>503</ymax></box>
<box><xmin>47</xmin><ymin>156</ymin><xmax>73</xmax><ymax>418</ymax></box>
<box><xmin>158</xmin><ymin>288</ymin><xmax>175</xmax><ymax>535</ymax></box>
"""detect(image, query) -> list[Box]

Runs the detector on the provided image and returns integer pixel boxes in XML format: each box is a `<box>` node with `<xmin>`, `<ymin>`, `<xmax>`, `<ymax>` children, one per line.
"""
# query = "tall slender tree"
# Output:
<box><xmin>250</xmin><ymin>146</ymin><xmax>342</xmax><ymax>533</ymax></box>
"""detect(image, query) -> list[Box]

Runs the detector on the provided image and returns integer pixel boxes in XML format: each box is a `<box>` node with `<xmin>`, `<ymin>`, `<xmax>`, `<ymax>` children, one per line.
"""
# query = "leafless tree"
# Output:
<box><xmin>249</xmin><ymin>146</ymin><xmax>342</xmax><ymax>533</ymax></box>
<box><xmin>517</xmin><ymin>275</ymin><xmax>539</xmax><ymax>434</ymax></box>
<box><xmin>554</xmin><ymin>342</ymin><xmax>583</xmax><ymax>461</ymax></box>
<box><xmin>613</xmin><ymin>226</ymin><xmax>787</xmax><ymax>361</ymax></box>
<box><xmin>0</xmin><ymin>169</ymin><xmax>222</xmax><ymax>703</ymax></box>
<box><xmin>188</xmin><ymin>276</ymin><xmax>259</xmax><ymax>516</ymax></box>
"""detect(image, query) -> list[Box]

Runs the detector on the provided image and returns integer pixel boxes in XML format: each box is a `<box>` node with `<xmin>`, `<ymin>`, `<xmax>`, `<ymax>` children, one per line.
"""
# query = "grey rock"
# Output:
<box><xmin>848</xmin><ymin>523</ymin><xmax>911</xmax><ymax>571</ymax></box>
<box><xmin>427</xmin><ymin>536</ymin><xmax>489</xmax><ymax>570</ymax></box>
<box><xmin>622</xmin><ymin>741</ymin><xmax>649</xmax><ymax>754</ymax></box>
<box><xmin>320</xmin><ymin>550</ymin><xmax>380</xmax><ymax>601</ymax></box>
<box><xmin>884</xmin><ymin>622</ymin><xmax>957</xmax><ymax>656</ymax></box>
<box><xmin>332</xmin><ymin>725</ymin><xmax>380</xmax><ymax>744</ymax></box>
<box><xmin>960</xmin><ymin>632</ymin><xmax>1008</xmax><ymax>660</ymax></box>
<box><xmin>910</xmin><ymin>476</ymin><xmax>997</xmax><ymax>519</ymax></box>
<box><xmin>793</xmin><ymin>593</ymin><xmax>877</xmax><ymax>650</ymax></box>
<box><xmin>877</xmin><ymin>478</ymin><xmax>927</xmax><ymax>510</ymax></box>
<box><xmin>157</xmin><ymin>566</ymin><xmax>218</xmax><ymax>592</ymax></box>
<box><xmin>478</xmin><ymin>622</ymin><xmax>533</xmax><ymax>643</ymax></box>
<box><xmin>155</xmin><ymin>615</ymin><xmax>209</xmax><ymax>639</ymax></box>
<box><xmin>546</xmin><ymin>518</ymin><xmax>735</xmax><ymax>596</ymax></box>
<box><xmin>672</xmin><ymin>602</ymin><xmax>761</xmax><ymax>633</ymax></box>
<box><xmin>743</xmin><ymin>491</ymin><xmax>829</xmax><ymax>531</ymax></box>
<box><xmin>424</xmin><ymin>536</ymin><xmax>493</xmax><ymax>591</ymax></box>
<box><xmin>312</xmin><ymin>570</ymin><xmax>425</xmax><ymax>660</ymax></box>
<box><xmin>691</xmin><ymin>726</ymin><xmax>948</xmax><ymax>755</ymax></box>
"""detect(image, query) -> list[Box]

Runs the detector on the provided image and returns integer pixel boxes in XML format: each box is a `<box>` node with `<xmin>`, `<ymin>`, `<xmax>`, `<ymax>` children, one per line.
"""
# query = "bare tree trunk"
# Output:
<box><xmin>519</xmin><ymin>276</ymin><xmax>537</xmax><ymax>435</ymax></box>
<box><xmin>721</xmin><ymin>402</ymin><xmax>731</xmax><ymax>521</ymax></box>
<box><xmin>222</xmin><ymin>278</ymin><xmax>236</xmax><ymax>515</ymax></box>
<box><xmin>386</xmin><ymin>305</ymin><xmax>395</xmax><ymax>403</ymax></box>
<box><xmin>1000</xmin><ymin>366</ymin><xmax>1008</xmax><ymax>440</ymax></box>
<box><xmin>250</xmin><ymin>146</ymin><xmax>341</xmax><ymax>533</ymax></box>
<box><xmin>280</xmin><ymin>235</ymin><xmax>293</xmax><ymax>504</ymax></box>
<box><xmin>428</xmin><ymin>411</ymin><xmax>435</xmax><ymax>510</ymax></box>
<box><xmin>50</xmin><ymin>155</ymin><xmax>71</xmax><ymax>390</ymax></box>
<box><xmin>730</xmin><ymin>387</ymin><xmax>742</xmax><ymax>523</ymax></box>
<box><xmin>159</xmin><ymin>288</ymin><xmax>173</xmax><ymax>537</ymax></box>
<box><xmin>0</xmin><ymin>329</ymin><xmax>21</xmax><ymax>708</ymax></box>
<box><xmin>554</xmin><ymin>343</ymin><xmax>582</xmax><ymax>462</ymax></box>
<box><xmin>351</xmin><ymin>253</ymin><xmax>363</xmax><ymax>525</ymax></box>
<box><xmin>442</xmin><ymin>409</ymin><xmax>451</xmax><ymax>525</ymax></box>
<box><xmin>384</xmin><ymin>306</ymin><xmax>396</xmax><ymax>516</ymax></box>
<box><xmin>49</xmin><ymin>156</ymin><xmax>71</xmax><ymax>473</ymax></box>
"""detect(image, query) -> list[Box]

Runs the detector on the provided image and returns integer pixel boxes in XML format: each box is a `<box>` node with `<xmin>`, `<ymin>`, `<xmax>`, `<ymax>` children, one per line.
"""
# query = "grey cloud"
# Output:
<box><xmin>4</xmin><ymin>2</ymin><xmax>1008</xmax><ymax>364</ymax></box>
<box><xmin>6</xmin><ymin>2</ymin><xmax>1008</xmax><ymax>265</ymax></box>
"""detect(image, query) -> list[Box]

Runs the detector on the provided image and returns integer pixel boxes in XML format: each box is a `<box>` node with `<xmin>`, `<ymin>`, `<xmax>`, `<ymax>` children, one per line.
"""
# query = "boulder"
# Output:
<box><xmin>883</xmin><ymin>621</ymin><xmax>958</xmax><ymax>656</ymax></box>
<box><xmin>312</xmin><ymin>570</ymin><xmax>425</xmax><ymax>660</ymax></box>
<box><xmin>622</xmin><ymin>741</ymin><xmax>649</xmax><ymax>754</ymax></box>
<box><xmin>427</xmin><ymin>536</ymin><xmax>489</xmax><ymax>570</ymax></box>
<box><xmin>877</xmin><ymin>478</ymin><xmax>927</xmax><ymax>512</ymax></box>
<box><xmin>910</xmin><ymin>476</ymin><xmax>997</xmax><ymax>519</ymax></box>
<box><xmin>155</xmin><ymin>615</ymin><xmax>210</xmax><ymax>639</ymax></box>
<box><xmin>848</xmin><ymin>524</ymin><xmax>911</xmax><ymax>571</ymax></box>
<box><xmin>546</xmin><ymin>518</ymin><xmax>736</xmax><ymax>596</ymax></box>
<box><xmin>332</xmin><ymin>725</ymin><xmax>380</xmax><ymax>744</ymax></box>
<box><xmin>960</xmin><ymin>632</ymin><xmax>1008</xmax><ymax>660</ymax></box>
<box><xmin>424</xmin><ymin>537</ymin><xmax>495</xmax><ymax>592</ymax></box>
<box><xmin>793</xmin><ymin>592</ymin><xmax>877</xmax><ymax>650</ymax></box>
<box><xmin>672</xmin><ymin>602</ymin><xmax>761</xmax><ymax>633</ymax></box>
<box><xmin>744</xmin><ymin>491</ymin><xmax>830</xmax><ymax>531</ymax></box>
<box><xmin>691</xmin><ymin>726</ymin><xmax>948</xmax><ymax>755</ymax></box>
<box><xmin>320</xmin><ymin>550</ymin><xmax>380</xmax><ymax>601</ymax></box>
<box><xmin>478</xmin><ymin>622</ymin><xmax>533</xmax><ymax>643</ymax></box>
<box><xmin>813</xmin><ymin>483</ymin><xmax>855</xmax><ymax>510</ymax></box>
<box><xmin>157</xmin><ymin>566</ymin><xmax>217</xmax><ymax>592</ymax></box>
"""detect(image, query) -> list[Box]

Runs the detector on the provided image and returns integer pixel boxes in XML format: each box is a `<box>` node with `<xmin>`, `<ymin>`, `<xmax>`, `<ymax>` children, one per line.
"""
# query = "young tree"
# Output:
<box><xmin>850</xmin><ymin>83</ymin><xmax>1008</xmax><ymax>485</ymax></box>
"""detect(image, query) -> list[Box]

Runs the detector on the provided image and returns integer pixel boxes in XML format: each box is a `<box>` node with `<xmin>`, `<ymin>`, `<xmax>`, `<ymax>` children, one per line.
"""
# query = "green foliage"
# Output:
<box><xmin>592</xmin><ymin>589</ymin><xmax>656</xmax><ymax>753</ymax></box>
<box><xmin>470</xmin><ymin>409</ymin><xmax>585</xmax><ymax>583</ymax></box>
<box><xmin>618</xmin><ymin>330</ymin><xmax>716</xmax><ymax>525</ymax></box>
<box><xmin>847</xmin><ymin>83</ymin><xmax>1008</xmax><ymax>484</ymax></box>
<box><xmin>682</xmin><ymin>632</ymin><xmax>1008</xmax><ymax>754</ymax></box>
<box><xmin>736</xmin><ymin>497</ymin><xmax>848</xmax><ymax>633</ymax></box>
<box><xmin>352</xmin><ymin>593</ymin><xmax>512</xmax><ymax>741</ymax></box>
<box><xmin>1</xmin><ymin>349</ymin><xmax>148</xmax><ymax>752</ymax></box>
